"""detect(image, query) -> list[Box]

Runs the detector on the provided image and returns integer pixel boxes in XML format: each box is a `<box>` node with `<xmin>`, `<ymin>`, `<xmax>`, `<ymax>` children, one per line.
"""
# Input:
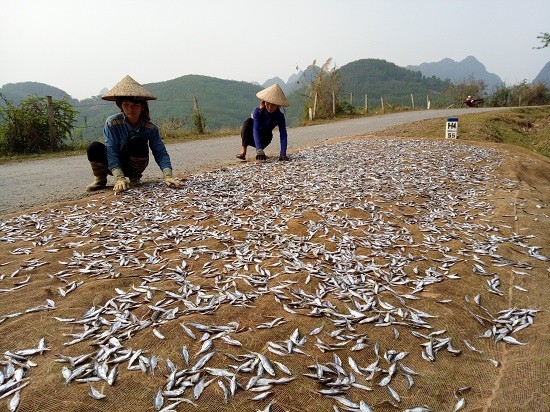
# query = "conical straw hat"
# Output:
<box><xmin>256</xmin><ymin>83</ymin><xmax>289</xmax><ymax>107</ymax></box>
<box><xmin>102</xmin><ymin>75</ymin><xmax>157</xmax><ymax>101</ymax></box>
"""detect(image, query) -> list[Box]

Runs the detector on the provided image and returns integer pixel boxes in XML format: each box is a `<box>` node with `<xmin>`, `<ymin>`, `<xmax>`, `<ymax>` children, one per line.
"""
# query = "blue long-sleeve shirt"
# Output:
<box><xmin>252</xmin><ymin>106</ymin><xmax>288</xmax><ymax>156</ymax></box>
<box><xmin>103</xmin><ymin>113</ymin><xmax>172</xmax><ymax>172</ymax></box>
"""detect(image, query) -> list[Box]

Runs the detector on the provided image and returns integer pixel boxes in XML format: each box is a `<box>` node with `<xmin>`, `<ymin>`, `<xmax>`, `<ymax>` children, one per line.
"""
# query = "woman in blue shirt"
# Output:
<box><xmin>236</xmin><ymin>83</ymin><xmax>290</xmax><ymax>161</ymax></box>
<box><xmin>85</xmin><ymin>75</ymin><xmax>181</xmax><ymax>192</ymax></box>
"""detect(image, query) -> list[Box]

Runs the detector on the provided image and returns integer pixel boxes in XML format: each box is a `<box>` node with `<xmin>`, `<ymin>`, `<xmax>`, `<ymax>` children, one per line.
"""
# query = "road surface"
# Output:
<box><xmin>0</xmin><ymin>108</ymin><xmax>505</xmax><ymax>215</ymax></box>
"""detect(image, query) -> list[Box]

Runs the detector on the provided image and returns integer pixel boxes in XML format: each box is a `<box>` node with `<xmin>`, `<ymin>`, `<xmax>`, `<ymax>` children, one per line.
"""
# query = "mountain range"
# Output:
<box><xmin>1</xmin><ymin>56</ymin><xmax>548</xmax><ymax>140</ymax></box>
<box><xmin>406</xmin><ymin>56</ymin><xmax>505</xmax><ymax>90</ymax></box>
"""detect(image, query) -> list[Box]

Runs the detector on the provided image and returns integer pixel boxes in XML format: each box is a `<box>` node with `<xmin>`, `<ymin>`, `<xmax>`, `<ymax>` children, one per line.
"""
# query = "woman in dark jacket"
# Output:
<box><xmin>236</xmin><ymin>83</ymin><xmax>290</xmax><ymax>161</ymax></box>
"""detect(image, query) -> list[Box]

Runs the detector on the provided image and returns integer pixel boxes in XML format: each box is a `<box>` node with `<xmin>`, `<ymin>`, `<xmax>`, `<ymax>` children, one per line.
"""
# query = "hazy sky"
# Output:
<box><xmin>2</xmin><ymin>0</ymin><xmax>549</xmax><ymax>100</ymax></box>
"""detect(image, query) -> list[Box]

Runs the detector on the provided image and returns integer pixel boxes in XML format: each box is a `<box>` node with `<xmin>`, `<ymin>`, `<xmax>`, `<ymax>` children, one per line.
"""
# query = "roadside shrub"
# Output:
<box><xmin>488</xmin><ymin>85</ymin><xmax>512</xmax><ymax>107</ymax></box>
<box><xmin>0</xmin><ymin>94</ymin><xmax>78</xmax><ymax>154</ymax></box>
<box><xmin>336</xmin><ymin>101</ymin><xmax>356</xmax><ymax>115</ymax></box>
<box><xmin>158</xmin><ymin>117</ymin><xmax>189</xmax><ymax>140</ymax></box>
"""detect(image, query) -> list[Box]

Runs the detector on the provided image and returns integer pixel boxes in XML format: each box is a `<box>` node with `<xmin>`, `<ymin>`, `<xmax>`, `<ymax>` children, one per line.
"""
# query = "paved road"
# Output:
<box><xmin>0</xmin><ymin>108</ymin><xmax>505</xmax><ymax>216</ymax></box>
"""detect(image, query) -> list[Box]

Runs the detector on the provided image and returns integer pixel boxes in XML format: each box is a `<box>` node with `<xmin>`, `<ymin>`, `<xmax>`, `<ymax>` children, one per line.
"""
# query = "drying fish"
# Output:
<box><xmin>463</xmin><ymin>340</ymin><xmax>483</xmax><ymax>353</ymax></box>
<box><xmin>0</xmin><ymin>138</ymin><xmax>543</xmax><ymax>412</ymax></box>
<box><xmin>154</xmin><ymin>388</ymin><xmax>164</xmax><ymax>410</ymax></box>
<box><xmin>152</xmin><ymin>328</ymin><xmax>166</xmax><ymax>340</ymax></box>
<box><xmin>452</xmin><ymin>397</ymin><xmax>466</xmax><ymax>411</ymax></box>
<box><xmin>88</xmin><ymin>385</ymin><xmax>106</xmax><ymax>400</ymax></box>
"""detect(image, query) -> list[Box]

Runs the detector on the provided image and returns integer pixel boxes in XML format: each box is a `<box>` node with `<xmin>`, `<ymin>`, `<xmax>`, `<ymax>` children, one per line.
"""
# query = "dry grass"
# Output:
<box><xmin>371</xmin><ymin>106</ymin><xmax>550</xmax><ymax>158</ymax></box>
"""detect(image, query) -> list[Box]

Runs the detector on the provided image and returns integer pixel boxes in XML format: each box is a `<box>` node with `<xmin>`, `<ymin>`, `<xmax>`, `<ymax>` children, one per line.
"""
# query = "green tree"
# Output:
<box><xmin>0</xmin><ymin>94</ymin><xmax>78</xmax><ymax>154</ymax></box>
<box><xmin>522</xmin><ymin>82</ymin><xmax>550</xmax><ymax>105</ymax></box>
<box><xmin>440</xmin><ymin>75</ymin><xmax>488</xmax><ymax>107</ymax></box>
<box><xmin>488</xmin><ymin>85</ymin><xmax>512</xmax><ymax>107</ymax></box>
<box><xmin>534</xmin><ymin>32</ymin><xmax>550</xmax><ymax>49</ymax></box>
<box><xmin>509</xmin><ymin>81</ymin><xmax>550</xmax><ymax>106</ymax></box>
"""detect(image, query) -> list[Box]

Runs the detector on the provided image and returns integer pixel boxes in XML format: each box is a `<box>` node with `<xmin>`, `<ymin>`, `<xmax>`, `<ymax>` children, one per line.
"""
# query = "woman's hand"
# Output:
<box><xmin>113</xmin><ymin>179</ymin><xmax>129</xmax><ymax>192</ymax></box>
<box><xmin>162</xmin><ymin>168</ymin><xmax>182</xmax><ymax>188</ymax></box>
<box><xmin>112</xmin><ymin>168</ymin><xmax>129</xmax><ymax>193</ymax></box>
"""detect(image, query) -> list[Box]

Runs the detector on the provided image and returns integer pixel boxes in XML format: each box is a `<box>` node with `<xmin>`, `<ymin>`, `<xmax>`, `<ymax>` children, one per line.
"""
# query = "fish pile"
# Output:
<box><xmin>1</xmin><ymin>339</ymin><xmax>49</xmax><ymax>412</ymax></box>
<box><xmin>0</xmin><ymin>138</ymin><xmax>546</xmax><ymax>411</ymax></box>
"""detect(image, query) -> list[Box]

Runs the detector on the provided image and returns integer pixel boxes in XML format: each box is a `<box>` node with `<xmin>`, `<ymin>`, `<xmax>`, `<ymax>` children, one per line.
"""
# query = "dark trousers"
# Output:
<box><xmin>241</xmin><ymin>118</ymin><xmax>273</xmax><ymax>149</ymax></box>
<box><xmin>87</xmin><ymin>139</ymin><xmax>149</xmax><ymax>178</ymax></box>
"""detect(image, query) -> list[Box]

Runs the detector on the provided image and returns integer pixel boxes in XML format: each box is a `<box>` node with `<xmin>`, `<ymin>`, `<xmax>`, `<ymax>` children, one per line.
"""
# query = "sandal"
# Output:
<box><xmin>236</xmin><ymin>153</ymin><xmax>246</xmax><ymax>160</ymax></box>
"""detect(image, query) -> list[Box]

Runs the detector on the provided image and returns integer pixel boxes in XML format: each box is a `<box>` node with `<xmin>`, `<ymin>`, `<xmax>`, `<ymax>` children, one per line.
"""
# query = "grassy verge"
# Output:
<box><xmin>0</xmin><ymin>128</ymin><xmax>240</xmax><ymax>165</ymax></box>
<box><xmin>371</xmin><ymin>106</ymin><xmax>550</xmax><ymax>158</ymax></box>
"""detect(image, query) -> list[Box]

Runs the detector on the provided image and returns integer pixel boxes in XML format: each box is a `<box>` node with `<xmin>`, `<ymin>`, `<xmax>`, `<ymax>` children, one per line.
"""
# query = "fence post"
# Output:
<box><xmin>411</xmin><ymin>94</ymin><xmax>415</xmax><ymax>109</ymax></box>
<box><xmin>193</xmin><ymin>96</ymin><xmax>204</xmax><ymax>134</ymax></box>
<box><xmin>46</xmin><ymin>96</ymin><xmax>57</xmax><ymax>150</ymax></box>
<box><xmin>380</xmin><ymin>97</ymin><xmax>384</xmax><ymax>113</ymax></box>
<box><xmin>332</xmin><ymin>91</ymin><xmax>336</xmax><ymax>116</ymax></box>
<box><xmin>364</xmin><ymin>93</ymin><xmax>368</xmax><ymax>114</ymax></box>
<box><xmin>313</xmin><ymin>93</ymin><xmax>317</xmax><ymax>119</ymax></box>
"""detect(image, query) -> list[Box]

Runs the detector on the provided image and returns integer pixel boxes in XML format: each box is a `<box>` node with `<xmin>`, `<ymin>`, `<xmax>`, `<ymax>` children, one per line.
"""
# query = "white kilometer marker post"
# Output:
<box><xmin>446</xmin><ymin>117</ymin><xmax>458</xmax><ymax>139</ymax></box>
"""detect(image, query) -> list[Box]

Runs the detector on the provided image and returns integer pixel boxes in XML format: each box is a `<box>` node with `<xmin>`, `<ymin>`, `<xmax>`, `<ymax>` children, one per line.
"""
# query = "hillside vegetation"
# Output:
<box><xmin>147</xmin><ymin>75</ymin><xmax>260</xmax><ymax>128</ymax></box>
<box><xmin>371</xmin><ymin>106</ymin><xmax>550</xmax><ymax>158</ymax></box>
<box><xmin>339</xmin><ymin>59</ymin><xmax>451</xmax><ymax>107</ymax></box>
<box><xmin>0</xmin><ymin>81</ymin><xmax>76</xmax><ymax>104</ymax></box>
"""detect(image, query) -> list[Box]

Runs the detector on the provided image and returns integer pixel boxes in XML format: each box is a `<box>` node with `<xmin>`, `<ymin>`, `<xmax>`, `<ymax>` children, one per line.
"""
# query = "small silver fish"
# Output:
<box><xmin>154</xmin><ymin>388</ymin><xmax>164</xmax><ymax>410</ymax></box>
<box><xmin>88</xmin><ymin>385</ymin><xmax>106</xmax><ymax>400</ymax></box>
